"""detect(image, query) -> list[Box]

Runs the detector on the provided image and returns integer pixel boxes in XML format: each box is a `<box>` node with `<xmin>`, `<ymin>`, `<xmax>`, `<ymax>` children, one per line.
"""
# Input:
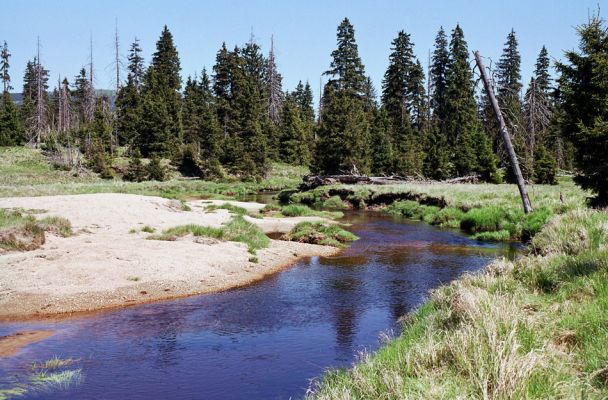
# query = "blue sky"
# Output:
<box><xmin>2</xmin><ymin>0</ymin><xmax>605</xmax><ymax>100</ymax></box>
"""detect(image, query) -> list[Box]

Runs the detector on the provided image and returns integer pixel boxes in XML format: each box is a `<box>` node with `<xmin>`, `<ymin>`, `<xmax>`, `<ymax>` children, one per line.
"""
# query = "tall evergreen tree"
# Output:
<box><xmin>139</xmin><ymin>26</ymin><xmax>182</xmax><ymax>156</ymax></box>
<box><xmin>0</xmin><ymin>41</ymin><xmax>24</xmax><ymax>146</ymax></box>
<box><xmin>524</xmin><ymin>46</ymin><xmax>556</xmax><ymax>182</ymax></box>
<box><xmin>127</xmin><ymin>38</ymin><xmax>145</xmax><ymax>89</ymax></box>
<box><xmin>369</xmin><ymin>107</ymin><xmax>393</xmax><ymax>174</ymax></box>
<box><xmin>445</xmin><ymin>24</ymin><xmax>497</xmax><ymax>179</ymax></box>
<box><xmin>324</xmin><ymin>18</ymin><xmax>366</xmax><ymax>96</ymax></box>
<box><xmin>557</xmin><ymin>14</ymin><xmax>608</xmax><ymax>206</ymax></box>
<box><xmin>425</xmin><ymin>27</ymin><xmax>452</xmax><ymax>179</ymax></box>
<box><xmin>496</xmin><ymin>29</ymin><xmax>529</xmax><ymax>180</ymax></box>
<box><xmin>313</xmin><ymin>85</ymin><xmax>370</xmax><ymax>174</ymax></box>
<box><xmin>279</xmin><ymin>96</ymin><xmax>310</xmax><ymax>165</ymax></box>
<box><xmin>1</xmin><ymin>41</ymin><xmax>11</xmax><ymax>93</ymax></box>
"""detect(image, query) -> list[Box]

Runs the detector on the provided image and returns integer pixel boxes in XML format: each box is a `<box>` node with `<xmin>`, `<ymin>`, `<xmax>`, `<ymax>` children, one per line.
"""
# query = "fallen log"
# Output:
<box><xmin>442</xmin><ymin>175</ymin><xmax>481</xmax><ymax>184</ymax></box>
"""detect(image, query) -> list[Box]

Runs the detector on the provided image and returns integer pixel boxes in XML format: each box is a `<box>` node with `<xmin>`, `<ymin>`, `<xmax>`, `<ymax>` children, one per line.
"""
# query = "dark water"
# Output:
<box><xmin>0</xmin><ymin>211</ymin><xmax>518</xmax><ymax>400</ymax></box>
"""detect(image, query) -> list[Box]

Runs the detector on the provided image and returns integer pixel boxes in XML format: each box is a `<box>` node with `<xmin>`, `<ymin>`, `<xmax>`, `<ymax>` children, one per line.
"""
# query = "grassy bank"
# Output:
<box><xmin>0</xmin><ymin>209</ymin><xmax>72</xmax><ymax>251</ymax></box>
<box><xmin>281</xmin><ymin>178</ymin><xmax>587</xmax><ymax>241</ymax></box>
<box><xmin>309</xmin><ymin>208</ymin><xmax>608</xmax><ymax>399</ymax></box>
<box><xmin>0</xmin><ymin>147</ymin><xmax>307</xmax><ymax>199</ymax></box>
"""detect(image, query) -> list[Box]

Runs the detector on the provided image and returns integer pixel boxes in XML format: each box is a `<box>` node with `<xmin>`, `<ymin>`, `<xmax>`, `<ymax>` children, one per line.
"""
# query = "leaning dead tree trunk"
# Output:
<box><xmin>474</xmin><ymin>51</ymin><xmax>533</xmax><ymax>214</ymax></box>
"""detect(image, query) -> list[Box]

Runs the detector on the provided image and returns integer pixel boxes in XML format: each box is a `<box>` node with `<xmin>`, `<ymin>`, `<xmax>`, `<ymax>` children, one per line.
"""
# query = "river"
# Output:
<box><xmin>0</xmin><ymin>206</ymin><xmax>518</xmax><ymax>399</ymax></box>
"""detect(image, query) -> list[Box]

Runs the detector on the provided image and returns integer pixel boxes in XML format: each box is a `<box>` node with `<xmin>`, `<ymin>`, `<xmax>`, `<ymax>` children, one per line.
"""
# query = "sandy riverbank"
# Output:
<box><xmin>0</xmin><ymin>193</ymin><xmax>340</xmax><ymax>321</ymax></box>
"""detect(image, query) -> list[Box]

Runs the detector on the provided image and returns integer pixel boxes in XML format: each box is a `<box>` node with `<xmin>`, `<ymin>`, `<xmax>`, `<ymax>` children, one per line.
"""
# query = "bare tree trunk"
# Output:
<box><xmin>474</xmin><ymin>51</ymin><xmax>532</xmax><ymax>214</ymax></box>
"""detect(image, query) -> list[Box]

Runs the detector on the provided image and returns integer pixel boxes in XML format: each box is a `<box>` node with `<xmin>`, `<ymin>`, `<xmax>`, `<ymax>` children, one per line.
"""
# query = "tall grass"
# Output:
<box><xmin>309</xmin><ymin>209</ymin><xmax>608</xmax><ymax>399</ymax></box>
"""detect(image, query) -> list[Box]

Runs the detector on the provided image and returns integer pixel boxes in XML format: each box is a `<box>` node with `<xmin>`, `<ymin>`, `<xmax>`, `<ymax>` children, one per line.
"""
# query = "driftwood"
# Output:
<box><xmin>300</xmin><ymin>174</ymin><xmax>481</xmax><ymax>190</ymax></box>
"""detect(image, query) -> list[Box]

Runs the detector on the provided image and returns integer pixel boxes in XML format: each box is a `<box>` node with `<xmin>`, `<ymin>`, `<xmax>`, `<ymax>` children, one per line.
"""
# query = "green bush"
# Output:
<box><xmin>146</xmin><ymin>156</ymin><xmax>167</xmax><ymax>181</ymax></box>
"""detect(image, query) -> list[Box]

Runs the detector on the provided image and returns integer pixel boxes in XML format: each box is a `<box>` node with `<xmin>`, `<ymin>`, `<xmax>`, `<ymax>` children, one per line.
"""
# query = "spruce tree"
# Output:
<box><xmin>115</xmin><ymin>74</ymin><xmax>142</xmax><ymax>147</ymax></box>
<box><xmin>279</xmin><ymin>96</ymin><xmax>310</xmax><ymax>165</ymax></box>
<box><xmin>139</xmin><ymin>26</ymin><xmax>182</xmax><ymax>156</ymax></box>
<box><xmin>497</xmin><ymin>29</ymin><xmax>529</xmax><ymax>180</ymax></box>
<box><xmin>430</xmin><ymin>27</ymin><xmax>449</xmax><ymax>130</ymax></box>
<box><xmin>324</xmin><ymin>18</ymin><xmax>366</xmax><ymax>96</ymax></box>
<box><xmin>313</xmin><ymin>85</ymin><xmax>370</xmax><ymax>174</ymax></box>
<box><xmin>291</xmin><ymin>81</ymin><xmax>316</xmax><ymax>157</ymax></box>
<box><xmin>557</xmin><ymin>13</ymin><xmax>608</xmax><ymax>206</ymax></box>
<box><xmin>425</xmin><ymin>27</ymin><xmax>452</xmax><ymax>179</ymax></box>
<box><xmin>369</xmin><ymin>107</ymin><xmax>393</xmax><ymax>174</ymax></box>
<box><xmin>0</xmin><ymin>41</ymin><xmax>23</xmax><ymax>146</ymax></box>
<box><xmin>445</xmin><ymin>24</ymin><xmax>497</xmax><ymax>179</ymax></box>
<box><xmin>127</xmin><ymin>38</ymin><xmax>145</xmax><ymax>89</ymax></box>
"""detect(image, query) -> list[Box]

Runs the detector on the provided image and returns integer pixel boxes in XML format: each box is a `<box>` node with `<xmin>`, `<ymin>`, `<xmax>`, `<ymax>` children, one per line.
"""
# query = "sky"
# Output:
<box><xmin>2</xmin><ymin>0</ymin><xmax>606</xmax><ymax>102</ymax></box>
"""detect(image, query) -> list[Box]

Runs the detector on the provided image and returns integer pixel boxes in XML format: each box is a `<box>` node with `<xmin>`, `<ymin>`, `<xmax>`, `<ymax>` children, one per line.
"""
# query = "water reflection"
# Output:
<box><xmin>0</xmin><ymin>211</ymin><xmax>519</xmax><ymax>400</ymax></box>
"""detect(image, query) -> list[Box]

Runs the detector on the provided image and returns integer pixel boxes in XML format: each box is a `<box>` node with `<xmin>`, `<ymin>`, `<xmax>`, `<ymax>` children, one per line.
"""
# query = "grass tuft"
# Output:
<box><xmin>148</xmin><ymin>216</ymin><xmax>269</xmax><ymax>254</ymax></box>
<box><xmin>282</xmin><ymin>222</ymin><xmax>358</xmax><ymax>247</ymax></box>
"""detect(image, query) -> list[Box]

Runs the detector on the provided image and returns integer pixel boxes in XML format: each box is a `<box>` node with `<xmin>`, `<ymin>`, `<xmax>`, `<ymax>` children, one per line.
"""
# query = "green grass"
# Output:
<box><xmin>282</xmin><ymin>221</ymin><xmax>359</xmax><ymax>247</ymax></box>
<box><xmin>0</xmin><ymin>147</ymin><xmax>308</xmax><ymax>199</ymax></box>
<box><xmin>205</xmin><ymin>203</ymin><xmax>248</xmax><ymax>216</ymax></box>
<box><xmin>149</xmin><ymin>216</ymin><xmax>270</xmax><ymax>254</ymax></box>
<box><xmin>140</xmin><ymin>225</ymin><xmax>155</xmax><ymax>233</ymax></box>
<box><xmin>322</xmin><ymin>195</ymin><xmax>349</xmax><ymax>210</ymax></box>
<box><xmin>280</xmin><ymin>204</ymin><xmax>344</xmax><ymax>219</ymax></box>
<box><xmin>282</xmin><ymin>177</ymin><xmax>587</xmax><ymax>243</ymax></box>
<box><xmin>309</xmin><ymin>208</ymin><xmax>608</xmax><ymax>399</ymax></box>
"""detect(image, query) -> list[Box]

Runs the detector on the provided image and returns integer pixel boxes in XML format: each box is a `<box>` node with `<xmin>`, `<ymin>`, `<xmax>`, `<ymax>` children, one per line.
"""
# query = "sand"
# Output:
<box><xmin>0</xmin><ymin>193</ymin><xmax>340</xmax><ymax>321</ymax></box>
<box><xmin>0</xmin><ymin>330</ymin><xmax>54</xmax><ymax>357</ymax></box>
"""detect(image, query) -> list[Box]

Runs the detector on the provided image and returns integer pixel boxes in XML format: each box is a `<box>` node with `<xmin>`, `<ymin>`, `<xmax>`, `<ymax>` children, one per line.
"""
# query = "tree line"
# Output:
<box><xmin>0</xmin><ymin>15</ymin><xmax>606</xmax><ymax>204</ymax></box>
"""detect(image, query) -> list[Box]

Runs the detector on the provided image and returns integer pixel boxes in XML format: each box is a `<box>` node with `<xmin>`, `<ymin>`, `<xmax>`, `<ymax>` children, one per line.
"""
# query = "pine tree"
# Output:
<box><xmin>425</xmin><ymin>27</ymin><xmax>452</xmax><ymax>179</ymax></box>
<box><xmin>313</xmin><ymin>85</ymin><xmax>370</xmax><ymax>174</ymax></box>
<box><xmin>324</xmin><ymin>18</ymin><xmax>366</xmax><ymax>96</ymax></box>
<box><xmin>127</xmin><ymin>38</ymin><xmax>145</xmax><ymax>89</ymax></box>
<box><xmin>369</xmin><ymin>107</ymin><xmax>393</xmax><ymax>174</ymax></box>
<box><xmin>1</xmin><ymin>41</ymin><xmax>11</xmax><ymax>93</ymax></box>
<box><xmin>72</xmin><ymin>67</ymin><xmax>92</xmax><ymax>127</ymax></box>
<box><xmin>445</xmin><ymin>24</ymin><xmax>497</xmax><ymax>179</ymax></box>
<box><xmin>116</xmin><ymin>74</ymin><xmax>142</xmax><ymax>147</ymax></box>
<box><xmin>557</xmin><ymin>13</ymin><xmax>608</xmax><ymax>206</ymax></box>
<box><xmin>430</xmin><ymin>27</ymin><xmax>449</xmax><ymax>130</ymax></box>
<box><xmin>381</xmin><ymin>31</ymin><xmax>415</xmax><ymax>125</ymax></box>
<box><xmin>279</xmin><ymin>96</ymin><xmax>310</xmax><ymax>165</ymax></box>
<box><xmin>0</xmin><ymin>41</ymin><xmax>24</xmax><ymax>146</ymax></box>
<box><xmin>497</xmin><ymin>29</ymin><xmax>529</xmax><ymax>180</ymax></box>
<box><xmin>197</xmin><ymin>70</ymin><xmax>222</xmax><ymax>174</ymax></box>
<box><xmin>139</xmin><ymin>26</ymin><xmax>182</xmax><ymax>156</ymax></box>
<box><xmin>291</xmin><ymin>80</ymin><xmax>316</xmax><ymax>157</ymax></box>
<box><xmin>212</xmin><ymin>43</ymin><xmax>232</xmax><ymax>136</ymax></box>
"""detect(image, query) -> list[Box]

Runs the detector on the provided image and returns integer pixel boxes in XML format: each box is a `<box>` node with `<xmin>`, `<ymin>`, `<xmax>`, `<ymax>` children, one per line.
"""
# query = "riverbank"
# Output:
<box><xmin>280</xmin><ymin>177</ymin><xmax>588</xmax><ymax>241</ymax></box>
<box><xmin>309</xmin><ymin>207</ymin><xmax>608</xmax><ymax>399</ymax></box>
<box><xmin>0</xmin><ymin>193</ymin><xmax>340</xmax><ymax>321</ymax></box>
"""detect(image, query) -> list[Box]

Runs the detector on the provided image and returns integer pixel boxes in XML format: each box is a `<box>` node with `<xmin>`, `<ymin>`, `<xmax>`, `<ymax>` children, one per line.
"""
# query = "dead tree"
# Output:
<box><xmin>29</xmin><ymin>38</ymin><xmax>49</xmax><ymax>147</ymax></box>
<box><xmin>112</xmin><ymin>20</ymin><xmax>122</xmax><ymax>155</ymax></box>
<box><xmin>84</xmin><ymin>35</ymin><xmax>95</xmax><ymax>125</ymax></box>
<box><xmin>474</xmin><ymin>51</ymin><xmax>532</xmax><ymax>213</ymax></box>
<box><xmin>267</xmin><ymin>35</ymin><xmax>283</xmax><ymax>125</ymax></box>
